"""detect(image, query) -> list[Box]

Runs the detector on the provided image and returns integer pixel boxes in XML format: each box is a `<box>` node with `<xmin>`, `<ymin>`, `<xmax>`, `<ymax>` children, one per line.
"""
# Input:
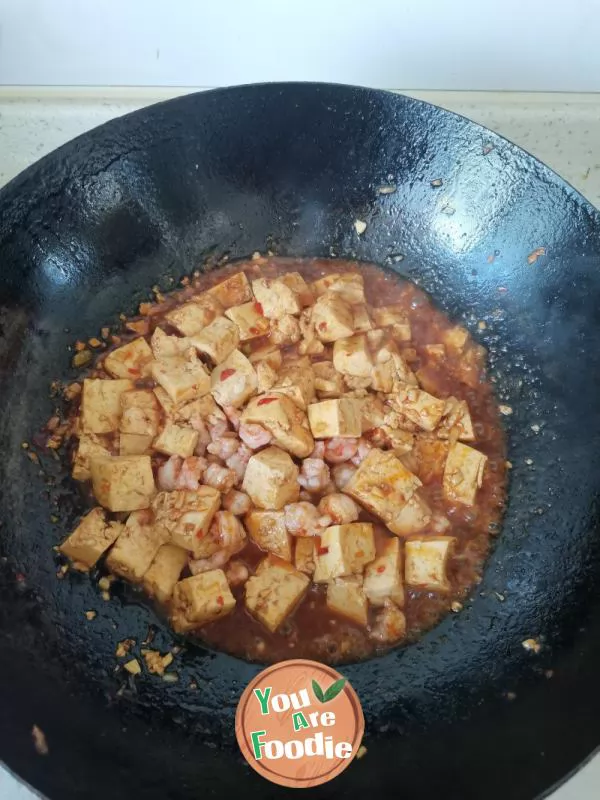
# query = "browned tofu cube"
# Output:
<box><xmin>247</xmin><ymin>343</ymin><xmax>283</xmax><ymax>369</ymax></box>
<box><xmin>120</xmin><ymin>389</ymin><xmax>161</xmax><ymax>437</ymax></box>
<box><xmin>72</xmin><ymin>433</ymin><xmax>111</xmax><ymax>481</ymax></box>
<box><xmin>104</xmin><ymin>338</ymin><xmax>153</xmax><ymax>379</ymax></box>
<box><xmin>245</xmin><ymin>555</ymin><xmax>309</xmax><ymax>632</ymax></box>
<box><xmin>360</xmin><ymin>394</ymin><xmax>386</xmax><ymax>432</ymax></box>
<box><xmin>176</xmin><ymin>394</ymin><xmax>225</xmax><ymax>426</ymax></box>
<box><xmin>343</xmin><ymin>449</ymin><xmax>421</xmax><ymax>531</ymax></box>
<box><xmin>269</xmin><ymin>314</ymin><xmax>301</xmax><ymax>346</ymax></box>
<box><xmin>442</xmin><ymin>325</ymin><xmax>469</xmax><ymax>354</ymax></box>
<box><xmin>388</xmin><ymin>493</ymin><xmax>431</xmax><ymax>536</ymax></box>
<box><xmin>333</xmin><ymin>334</ymin><xmax>372</xmax><ymax>377</ymax></box>
<box><xmin>256</xmin><ymin>360</ymin><xmax>278</xmax><ymax>393</ymax></box>
<box><xmin>105</xmin><ymin>509</ymin><xmax>165</xmax><ymax>582</ymax></box>
<box><xmin>307</xmin><ymin>398</ymin><xmax>362</xmax><ymax>438</ymax></box>
<box><xmin>165</xmin><ymin>297</ymin><xmax>221</xmax><ymax>335</ymax></box>
<box><xmin>150</xmin><ymin>327</ymin><xmax>190</xmax><ymax>360</ymax></box>
<box><xmin>59</xmin><ymin>507</ymin><xmax>122</xmax><ymax>571</ymax></box>
<box><xmin>352</xmin><ymin>304</ymin><xmax>373</xmax><ymax>332</ymax></box>
<box><xmin>279</xmin><ymin>272</ymin><xmax>314</xmax><ymax>306</ymax></box>
<box><xmin>443</xmin><ymin>442</ymin><xmax>487</xmax><ymax>505</ymax></box>
<box><xmin>313</xmin><ymin>361</ymin><xmax>345</xmax><ymax>399</ymax></box>
<box><xmin>151</xmin><ymin>353</ymin><xmax>211</xmax><ymax>404</ymax></box>
<box><xmin>242</xmin><ymin>446</ymin><xmax>299</xmax><ymax>510</ymax></box>
<box><xmin>437</xmin><ymin>397</ymin><xmax>475</xmax><ymax>442</ymax></box>
<box><xmin>251</xmin><ymin>277</ymin><xmax>301</xmax><ymax>319</ymax></box>
<box><xmin>190</xmin><ymin>316</ymin><xmax>240</xmax><ymax>364</ymax></box>
<box><xmin>270</xmin><ymin>357</ymin><xmax>315</xmax><ymax>410</ymax></box>
<box><xmin>364</xmin><ymin>537</ymin><xmax>404</xmax><ymax>607</ymax></box>
<box><xmin>119</xmin><ymin>433</ymin><xmax>154</xmax><ymax>455</ymax></box>
<box><xmin>326</xmin><ymin>576</ymin><xmax>368</xmax><ymax>626</ymax></box>
<box><xmin>370</xmin><ymin>600</ymin><xmax>407</xmax><ymax>643</ymax></box>
<box><xmin>210</xmin><ymin>349</ymin><xmax>257</xmax><ymax>408</ymax></box>
<box><xmin>389</xmin><ymin>386</ymin><xmax>446</xmax><ymax>432</ymax></box>
<box><xmin>152</xmin><ymin>488</ymin><xmax>221</xmax><ymax>558</ymax></box>
<box><xmin>207</xmin><ymin>272</ymin><xmax>253</xmax><ymax>309</ymax></box>
<box><xmin>245</xmin><ymin>511</ymin><xmax>292</xmax><ymax>561</ymax></box>
<box><xmin>81</xmin><ymin>378</ymin><xmax>134</xmax><ymax>434</ymax></box>
<box><xmin>242</xmin><ymin>394</ymin><xmax>313</xmax><ymax>458</ymax></box>
<box><xmin>311</xmin><ymin>294</ymin><xmax>354</xmax><ymax>342</ymax></box>
<box><xmin>413</xmin><ymin>436</ymin><xmax>449</xmax><ymax>483</ymax></box>
<box><xmin>153</xmin><ymin>422</ymin><xmax>199</xmax><ymax>458</ymax></box>
<box><xmin>311</xmin><ymin>272</ymin><xmax>365</xmax><ymax>305</ymax></box>
<box><xmin>379</xmin><ymin>426</ymin><xmax>414</xmax><ymax>456</ymax></box>
<box><xmin>405</xmin><ymin>536</ymin><xmax>456</xmax><ymax>592</ymax></box>
<box><xmin>90</xmin><ymin>455</ymin><xmax>155</xmax><ymax>512</ymax></box>
<box><xmin>224</xmin><ymin>301</ymin><xmax>270</xmax><ymax>340</ymax></box>
<box><xmin>371</xmin><ymin>305</ymin><xmax>411</xmax><ymax>340</ymax></box>
<box><xmin>312</xmin><ymin>523</ymin><xmax>375</xmax><ymax>582</ymax></box>
<box><xmin>142</xmin><ymin>543</ymin><xmax>188</xmax><ymax>603</ymax></box>
<box><xmin>294</xmin><ymin>537</ymin><xmax>317</xmax><ymax>576</ymax></box>
<box><xmin>171</xmin><ymin>570</ymin><xmax>235</xmax><ymax>632</ymax></box>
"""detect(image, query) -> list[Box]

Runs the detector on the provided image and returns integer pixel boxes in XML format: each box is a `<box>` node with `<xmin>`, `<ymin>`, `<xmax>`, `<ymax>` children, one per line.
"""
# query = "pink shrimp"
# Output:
<box><xmin>239</xmin><ymin>423</ymin><xmax>272</xmax><ymax>449</ymax></box>
<box><xmin>223</xmin><ymin>405</ymin><xmax>241</xmax><ymax>431</ymax></box>
<box><xmin>297</xmin><ymin>458</ymin><xmax>331</xmax><ymax>492</ymax></box>
<box><xmin>284</xmin><ymin>502</ymin><xmax>329</xmax><ymax>537</ymax></box>
<box><xmin>318</xmin><ymin>493</ymin><xmax>360</xmax><ymax>524</ymax></box>
<box><xmin>190</xmin><ymin>417</ymin><xmax>211</xmax><ymax>456</ymax></box>
<box><xmin>207</xmin><ymin>433</ymin><xmax>240</xmax><ymax>460</ymax></box>
<box><xmin>350</xmin><ymin>437</ymin><xmax>373</xmax><ymax>466</ymax></box>
<box><xmin>157</xmin><ymin>455</ymin><xmax>207</xmax><ymax>491</ymax></box>
<box><xmin>331</xmin><ymin>463</ymin><xmax>357</xmax><ymax>490</ymax></box>
<box><xmin>226</xmin><ymin>443</ymin><xmax>253</xmax><ymax>484</ymax></box>
<box><xmin>203</xmin><ymin>463</ymin><xmax>238</xmax><ymax>493</ymax></box>
<box><xmin>323</xmin><ymin>437</ymin><xmax>359</xmax><ymax>464</ymax></box>
<box><xmin>207</xmin><ymin>414</ymin><xmax>230</xmax><ymax>441</ymax></box>
<box><xmin>226</xmin><ymin>560</ymin><xmax>250</xmax><ymax>586</ymax></box>
<box><xmin>189</xmin><ymin>511</ymin><xmax>246</xmax><ymax>574</ymax></box>
<box><xmin>222</xmin><ymin>489</ymin><xmax>252</xmax><ymax>515</ymax></box>
<box><xmin>309</xmin><ymin>440</ymin><xmax>326</xmax><ymax>459</ymax></box>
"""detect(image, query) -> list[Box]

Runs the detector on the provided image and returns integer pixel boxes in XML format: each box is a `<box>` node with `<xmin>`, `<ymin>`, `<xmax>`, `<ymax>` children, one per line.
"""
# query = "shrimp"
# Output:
<box><xmin>189</xmin><ymin>511</ymin><xmax>246</xmax><ymax>574</ymax></box>
<box><xmin>331</xmin><ymin>463</ymin><xmax>357</xmax><ymax>490</ymax></box>
<box><xmin>226</xmin><ymin>560</ymin><xmax>250</xmax><ymax>586</ymax></box>
<box><xmin>223</xmin><ymin>405</ymin><xmax>241</xmax><ymax>431</ymax></box>
<box><xmin>350</xmin><ymin>438</ymin><xmax>373</xmax><ymax>466</ymax></box>
<box><xmin>203</xmin><ymin>462</ymin><xmax>238</xmax><ymax>493</ymax></box>
<box><xmin>239</xmin><ymin>423</ymin><xmax>272</xmax><ymax>449</ymax></box>
<box><xmin>222</xmin><ymin>489</ymin><xmax>252</xmax><ymax>515</ymax></box>
<box><xmin>309</xmin><ymin>440</ymin><xmax>326</xmax><ymax>459</ymax></box>
<box><xmin>207</xmin><ymin>432</ymin><xmax>240</xmax><ymax>460</ymax></box>
<box><xmin>298</xmin><ymin>458</ymin><xmax>331</xmax><ymax>492</ymax></box>
<box><xmin>323</xmin><ymin>437</ymin><xmax>358</xmax><ymax>464</ymax></box>
<box><xmin>284</xmin><ymin>502</ymin><xmax>329</xmax><ymax>537</ymax></box>
<box><xmin>207</xmin><ymin>414</ymin><xmax>230</xmax><ymax>441</ymax></box>
<box><xmin>157</xmin><ymin>455</ymin><xmax>207</xmax><ymax>491</ymax></box>
<box><xmin>191</xmin><ymin>417</ymin><xmax>211</xmax><ymax>456</ymax></box>
<box><xmin>226</xmin><ymin>443</ymin><xmax>252</xmax><ymax>484</ymax></box>
<box><xmin>318</xmin><ymin>493</ymin><xmax>360</xmax><ymax>524</ymax></box>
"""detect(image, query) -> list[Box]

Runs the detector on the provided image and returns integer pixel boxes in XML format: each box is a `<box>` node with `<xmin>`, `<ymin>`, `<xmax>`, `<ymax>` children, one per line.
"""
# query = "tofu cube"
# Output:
<box><xmin>405</xmin><ymin>536</ymin><xmax>456</xmax><ymax>592</ymax></box>
<box><xmin>390</xmin><ymin>386</ymin><xmax>446</xmax><ymax>432</ymax></box>
<box><xmin>72</xmin><ymin>433</ymin><xmax>111</xmax><ymax>481</ymax></box>
<box><xmin>120</xmin><ymin>389</ymin><xmax>161</xmax><ymax>437</ymax></box>
<box><xmin>388</xmin><ymin>493</ymin><xmax>431</xmax><ymax>536</ymax></box>
<box><xmin>165</xmin><ymin>297</ymin><xmax>221</xmax><ymax>335</ymax></box>
<box><xmin>242</xmin><ymin>446</ymin><xmax>299</xmax><ymax>510</ymax></box>
<box><xmin>242</xmin><ymin>394</ymin><xmax>313</xmax><ymax>458</ymax></box>
<box><xmin>379</xmin><ymin>426</ymin><xmax>414</xmax><ymax>456</ymax></box>
<box><xmin>152</xmin><ymin>488</ymin><xmax>221</xmax><ymax>558</ymax></box>
<box><xmin>150</xmin><ymin>326</ymin><xmax>190</xmax><ymax>360</ymax></box>
<box><xmin>119</xmin><ymin>433</ymin><xmax>154</xmax><ymax>455</ymax></box>
<box><xmin>256</xmin><ymin>360</ymin><xmax>278</xmax><ymax>393</ymax></box>
<box><xmin>251</xmin><ymin>277</ymin><xmax>301</xmax><ymax>319</ymax></box>
<box><xmin>326</xmin><ymin>576</ymin><xmax>368</xmax><ymax>626</ymax></box>
<box><xmin>371</xmin><ymin>305</ymin><xmax>411</xmax><ymax>340</ymax></box>
<box><xmin>210</xmin><ymin>349</ymin><xmax>257</xmax><ymax>409</ymax></box>
<box><xmin>442</xmin><ymin>325</ymin><xmax>469</xmax><ymax>354</ymax></box>
<box><xmin>105</xmin><ymin>509</ymin><xmax>165</xmax><ymax>582</ymax></box>
<box><xmin>364</xmin><ymin>537</ymin><xmax>404</xmax><ymax>607</ymax></box>
<box><xmin>360</xmin><ymin>394</ymin><xmax>386</xmax><ymax>432</ymax></box>
<box><xmin>104</xmin><ymin>337</ymin><xmax>153</xmax><ymax>379</ymax></box>
<box><xmin>247</xmin><ymin>343</ymin><xmax>283</xmax><ymax>369</ymax></box>
<box><xmin>90</xmin><ymin>455</ymin><xmax>155</xmax><ymax>512</ymax></box>
<box><xmin>370</xmin><ymin>600</ymin><xmax>407</xmax><ymax>643</ymax></box>
<box><xmin>269</xmin><ymin>314</ymin><xmax>301</xmax><ymax>346</ymax></box>
<box><xmin>279</xmin><ymin>271</ymin><xmax>314</xmax><ymax>306</ymax></box>
<box><xmin>437</xmin><ymin>397</ymin><xmax>475</xmax><ymax>442</ymax></box>
<box><xmin>413</xmin><ymin>436</ymin><xmax>449</xmax><ymax>483</ymax></box>
<box><xmin>294</xmin><ymin>537</ymin><xmax>317</xmax><ymax>576</ymax></box>
<box><xmin>153</xmin><ymin>422</ymin><xmax>199</xmax><ymax>458</ymax></box>
<box><xmin>59</xmin><ymin>507</ymin><xmax>121</xmax><ymax>570</ymax></box>
<box><xmin>153</xmin><ymin>385</ymin><xmax>177</xmax><ymax>418</ymax></box>
<box><xmin>245</xmin><ymin>511</ymin><xmax>292</xmax><ymax>561</ymax></box>
<box><xmin>176</xmin><ymin>394</ymin><xmax>225</xmax><ymax>426</ymax></box>
<box><xmin>313</xmin><ymin>361</ymin><xmax>345</xmax><ymax>399</ymax></box>
<box><xmin>352</xmin><ymin>304</ymin><xmax>373</xmax><ymax>332</ymax></box>
<box><xmin>207</xmin><ymin>271</ymin><xmax>253</xmax><ymax>309</ymax></box>
<box><xmin>443</xmin><ymin>442</ymin><xmax>487</xmax><ymax>505</ymax></box>
<box><xmin>224</xmin><ymin>301</ymin><xmax>270</xmax><ymax>340</ymax></box>
<box><xmin>81</xmin><ymin>378</ymin><xmax>134</xmax><ymax>434</ymax></box>
<box><xmin>245</xmin><ymin>555</ymin><xmax>309</xmax><ymax>632</ymax></box>
<box><xmin>271</xmin><ymin>357</ymin><xmax>315</xmax><ymax>409</ymax></box>
<box><xmin>333</xmin><ymin>334</ymin><xmax>372</xmax><ymax>377</ymax></box>
<box><xmin>308</xmin><ymin>398</ymin><xmax>362</xmax><ymax>438</ymax></box>
<box><xmin>313</xmin><ymin>523</ymin><xmax>375</xmax><ymax>582</ymax></box>
<box><xmin>311</xmin><ymin>294</ymin><xmax>354</xmax><ymax>342</ymax></box>
<box><xmin>142</xmin><ymin>543</ymin><xmax>188</xmax><ymax>603</ymax></box>
<box><xmin>343</xmin><ymin>449</ymin><xmax>421</xmax><ymax>530</ymax></box>
<box><xmin>151</xmin><ymin>353</ymin><xmax>211</xmax><ymax>404</ymax></box>
<box><xmin>311</xmin><ymin>272</ymin><xmax>365</xmax><ymax>305</ymax></box>
<box><xmin>190</xmin><ymin>316</ymin><xmax>240</xmax><ymax>364</ymax></box>
<box><xmin>171</xmin><ymin>570</ymin><xmax>235</xmax><ymax>632</ymax></box>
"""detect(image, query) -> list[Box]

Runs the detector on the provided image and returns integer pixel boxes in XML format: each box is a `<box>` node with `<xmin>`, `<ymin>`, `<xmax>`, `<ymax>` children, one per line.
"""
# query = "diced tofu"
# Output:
<box><xmin>388</xmin><ymin>493</ymin><xmax>431</xmax><ymax>536</ymax></box>
<box><xmin>150</xmin><ymin>327</ymin><xmax>190</xmax><ymax>360</ymax></box>
<box><xmin>326</xmin><ymin>576</ymin><xmax>368</xmax><ymax>626</ymax></box>
<box><xmin>313</xmin><ymin>523</ymin><xmax>375</xmax><ymax>582</ymax></box>
<box><xmin>153</xmin><ymin>422</ymin><xmax>199</xmax><ymax>458</ymax></box>
<box><xmin>171</xmin><ymin>570</ymin><xmax>235</xmax><ymax>632</ymax></box>
<box><xmin>120</xmin><ymin>389</ymin><xmax>161</xmax><ymax>437</ymax></box>
<box><xmin>311</xmin><ymin>294</ymin><xmax>354</xmax><ymax>342</ymax></box>
<box><xmin>308</xmin><ymin>398</ymin><xmax>362</xmax><ymax>438</ymax></box>
<box><xmin>59</xmin><ymin>507</ymin><xmax>122</xmax><ymax>570</ymax></box>
<box><xmin>165</xmin><ymin>298</ymin><xmax>221</xmax><ymax>336</ymax></box>
<box><xmin>256</xmin><ymin>360</ymin><xmax>278</xmax><ymax>393</ymax></box>
<box><xmin>437</xmin><ymin>397</ymin><xmax>475</xmax><ymax>442</ymax></box>
<box><xmin>224</xmin><ymin>301</ymin><xmax>270</xmax><ymax>340</ymax></box>
<box><xmin>81</xmin><ymin>378</ymin><xmax>134</xmax><ymax>434</ymax></box>
<box><xmin>242</xmin><ymin>394</ymin><xmax>313</xmax><ymax>458</ymax></box>
<box><xmin>251</xmin><ymin>277</ymin><xmax>301</xmax><ymax>319</ymax></box>
<box><xmin>442</xmin><ymin>325</ymin><xmax>469</xmax><ymax>354</ymax></box>
<box><xmin>352</xmin><ymin>304</ymin><xmax>373</xmax><ymax>332</ymax></box>
<box><xmin>152</xmin><ymin>488</ymin><xmax>221</xmax><ymax>558</ymax></box>
<box><xmin>343</xmin><ymin>449</ymin><xmax>421</xmax><ymax>531</ymax></box>
<box><xmin>247</xmin><ymin>343</ymin><xmax>283</xmax><ymax>369</ymax></box>
<box><xmin>119</xmin><ymin>433</ymin><xmax>154</xmax><ymax>455</ymax></box>
<box><xmin>189</xmin><ymin>316</ymin><xmax>240</xmax><ymax>364</ymax></box>
<box><xmin>153</xmin><ymin>385</ymin><xmax>177</xmax><ymax>417</ymax></box>
<box><xmin>360</xmin><ymin>394</ymin><xmax>386</xmax><ymax>432</ymax></box>
<box><xmin>279</xmin><ymin>272</ymin><xmax>314</xmax><ymax>306</ymax></box>
<box><xmin>294</xmin><ymin>537</ymin><xmax>317</xmax><ymax>576</ymax></box>
<box><xmin>270</xmin><ymin>357</ymin><xmax>315</xmax><ymax>409</ymax></box>
<box><xmin>313</xmin><ymin>361</ymin><xmax>345</xmax><ymax>398</ymax></box>
<box><xmin>413</xmin><ymin>436</ymin><xmax>449</xmax><ymax>483</ymax></box>
<box><xmin>176</xmin><ymin>394</ymin><xmax>225</xmax><ymax>426</ymax></box>
<box><xmin>297</xmin><ymin>308</ymin><xmax>325</xmax><ymax>356</ymax></box>
<box><xmin>379</xmin><ymin>426</ymin><xmax>414</xmax><ymax>456</ymax></box>
<box><xmin>245</xmin><ymin>554</ymin><xmax>309</xmax><ymax>632</ymax></box>
<box><xmin>210</xmin><ymin>349</ymin><xmax>257</xmax><ymax>409</ymax></box>
<box><xmin>333</xmin><ymin>334</ymin><xmax>372</xmax><ymax>377</ymax></box>
<box><xmin>90</xmin><ymin>455</ymin><xmax>155</xmax><ymax>512</ymax></box>
<box><xmin>371</xmin><ymin>305</ymin><xmax>411</xmax><ymax>340</ymax></box>
<box><xmin>423</xmin><ymin>343</ymin><xmax>446</xmax><ymax>360</ymax></box>
<box><xmin>104</xmin><ymin>338</ymin><xmax>153</xmax><ymax>379</ymax></box>
<box><xmin>372</xmin><ymin>339</ymin><xmax>417</xmax><ymax>392</ymax></box>
<box><xmin>151</xmin><ymin>353</ymin><xmax>211</xmax><ymax>404</ymax></box>
<box><xmin>443</xmin><ymin>442</ymin><xmax>487</xmax><ymax>505</ymax></box>
<box><xmin>242</xmin><ymin>446</ymin><xmax>299</xmax><ymax>510</ymax></box>
<box><xmin>364</xmin><ymin>537</ymin><xmax>404</xmax><ymax>607</ymax></box>
<box><xmin>369</xmin><ymin>600</ymin><xmax>407</xmax><ymax>643</ymax></box>
<box><xmin>142</xmin><ymin>543</ymin><xmax>188</xmax><ymax>603</ymax></box>
<box><xmin>72</xmin><ymin>432</ymin><xmax>111</xmax><ymax>481</ymax></box>
<box><xmin>389</xmin><ymin>386</ymin><xmax>446</xmax><ymax>432</ymax></box>
<box><xmin>270</xmin><ymin>314</ymin><xmax>301</xmax><ymax>346</ymax></box>
<box><xmin>105</xmin><ymin>509</ymin><xmax>165</xmax><ymax>582</ymax></box>
<box><xmin>245</xmin><ymin>511</ymin><xmax>292</xmax><ymax>561</ymax></box>
<box><xmin>405</xmin><ymin>536</ymin><xmax>456</xmax><ymax>592</ymax></box>
<box><xmin>311</xmin><ymin>272</ymin><xmax>365</xmax><ymax>305</ymax></box>
<box><xmin>207</xmin><ymin>272</ymin><xmax>253</xmax><ymax>309</ymax></box>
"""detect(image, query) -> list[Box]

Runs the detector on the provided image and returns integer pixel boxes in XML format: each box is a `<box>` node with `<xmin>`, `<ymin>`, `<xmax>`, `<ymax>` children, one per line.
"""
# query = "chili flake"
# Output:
<box><xmin>216</xmin><ymin>595</ymin><xmax>224</xmax><ymax>607</ymax></box>
<box><xmin>220</xmin><ymin>368</ymin><xmax>236</xmax><ymax>380</ymax></box>
<box><xmin>254</xmin><ymin>302</ymin><xmax>264</xmax><ymax>315</ymax></box>
<box><xmin>376</xmin><ymin>565</ymin><xmax>386</xmax><ymax>574</ymax></box>
<box><xmin>317</xmin><ymin>546</ymin><xmax>329</xmax><ymax>555</ymax></box>
<box><xmin>257</xmin><ymin>396</ymin><xmax>277</xmax><ymax>406</ymax></box>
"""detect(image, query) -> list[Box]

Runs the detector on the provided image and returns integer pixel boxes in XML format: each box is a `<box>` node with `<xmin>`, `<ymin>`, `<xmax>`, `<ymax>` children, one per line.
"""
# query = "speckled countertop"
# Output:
<box><xmin>0</xmin><ymin>88</ymin><xmax>598</xmax><ymax>800</ymax></box>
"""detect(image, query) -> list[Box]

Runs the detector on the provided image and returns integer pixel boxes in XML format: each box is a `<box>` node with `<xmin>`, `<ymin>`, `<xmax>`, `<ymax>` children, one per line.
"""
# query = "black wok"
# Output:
<box><xmin>0</xmin><ymin>83</ymin><xmax>599</xmax><ymax>800</ymax></box>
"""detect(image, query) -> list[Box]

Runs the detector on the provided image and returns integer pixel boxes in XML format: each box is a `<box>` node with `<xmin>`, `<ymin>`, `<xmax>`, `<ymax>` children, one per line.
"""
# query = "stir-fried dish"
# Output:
<box><xmin>54</xmin><ymin>257</ymin><xmax>506</xmax><ymax>663</ymax></box>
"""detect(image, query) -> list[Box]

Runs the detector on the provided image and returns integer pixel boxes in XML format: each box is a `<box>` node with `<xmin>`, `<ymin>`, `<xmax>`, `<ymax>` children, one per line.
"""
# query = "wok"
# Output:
<box><xmin>0</xmin><ymin>83</ymin><xmax>599</xmax><ymax>800</ymax></box>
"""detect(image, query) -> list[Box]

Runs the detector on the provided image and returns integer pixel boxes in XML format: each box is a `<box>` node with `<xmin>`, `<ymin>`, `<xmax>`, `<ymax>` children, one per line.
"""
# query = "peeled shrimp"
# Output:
<box><xmin>284</xmin><ymin>502</ymin><xmax>329</xmax><ymax>537</ymax></box>
<box><xmin>191</xmin><ymin>418</ymin><xmax>211</xmax><ymax>456</ymax></box>
<box><xmin>189</xmin><ymin>511</ymin><xmax>246</xmax><ymax>574</ymax></box>
<box><xmin>309</xmin><ymin>441</ymin><xmax>326</xmax><ymax>459</ymax></box>
<box><xmin>222</xmin><ymin>489</ymin><xmax>252</xmax><ymax>515</ymax></box>
<box><xmin>239</xmin><ymin>423</ymin><xmax>272</xmax><ymax>449</ymax></box>
<box><xmin>157</xmin><ymin>455</ymin><xmax>207</xmax><ymax>491</ymax></box>
<box><xmin>226</xmin><ymin>443</ymin><xmax>252</xmax><ymax>484</ymax></box>
<box><xmin>223</xmin><ymin>405</ymin><xmax>241</xmax><ymax>431</ymax></box>
<box><xmin>226</xmin><ymin>560</ymin><xmax>250</xmax><ymax>586</ymax></box>
<box><xmin>207</xmin><ymin>414</ymin><xmax>230</xmax><ymax>441</ymax></box>
<box><xmin>203</xmin><ymin>462</ymin><xmax>238</xmax><ymax>493</ymax></box>
<box><xmin>298</xmin><ymin>458</ymin><xmax>331</xmax><ymax>492</ymax></box>
<box><xmin>350</xmin><ymin>438</ymin><xmax>372</xmax><ymax>466</ymax></box>
<box><xmin>318</xmin><ymin>493</ymin><xmax>360</xmax><ymax>524</ymax></box>
<box><xmin>331</xmin><ymin>463</ymin><xmax>357</xmax><ymax>490</ymax></box>
<box><xmin>207</xmin><ymin>433</ymin><xmax>240</xmax><ymax>460</ymax></box>
<box><xmin>323</xmin><ymin>437</ymin><xmax>358</xmax><ymax>464</ymax></box>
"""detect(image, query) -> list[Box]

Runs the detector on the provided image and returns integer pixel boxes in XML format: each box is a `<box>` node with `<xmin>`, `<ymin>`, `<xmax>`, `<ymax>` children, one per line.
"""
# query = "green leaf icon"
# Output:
<box><xmin>312</xmin><ymin>679</ymin><xmax>325</xmax><ymax>703</ymax></box>
<box><xmin>323</xmin><ymin>677</ymin><xmax>346</xmax><ymax>702</ymax></box>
